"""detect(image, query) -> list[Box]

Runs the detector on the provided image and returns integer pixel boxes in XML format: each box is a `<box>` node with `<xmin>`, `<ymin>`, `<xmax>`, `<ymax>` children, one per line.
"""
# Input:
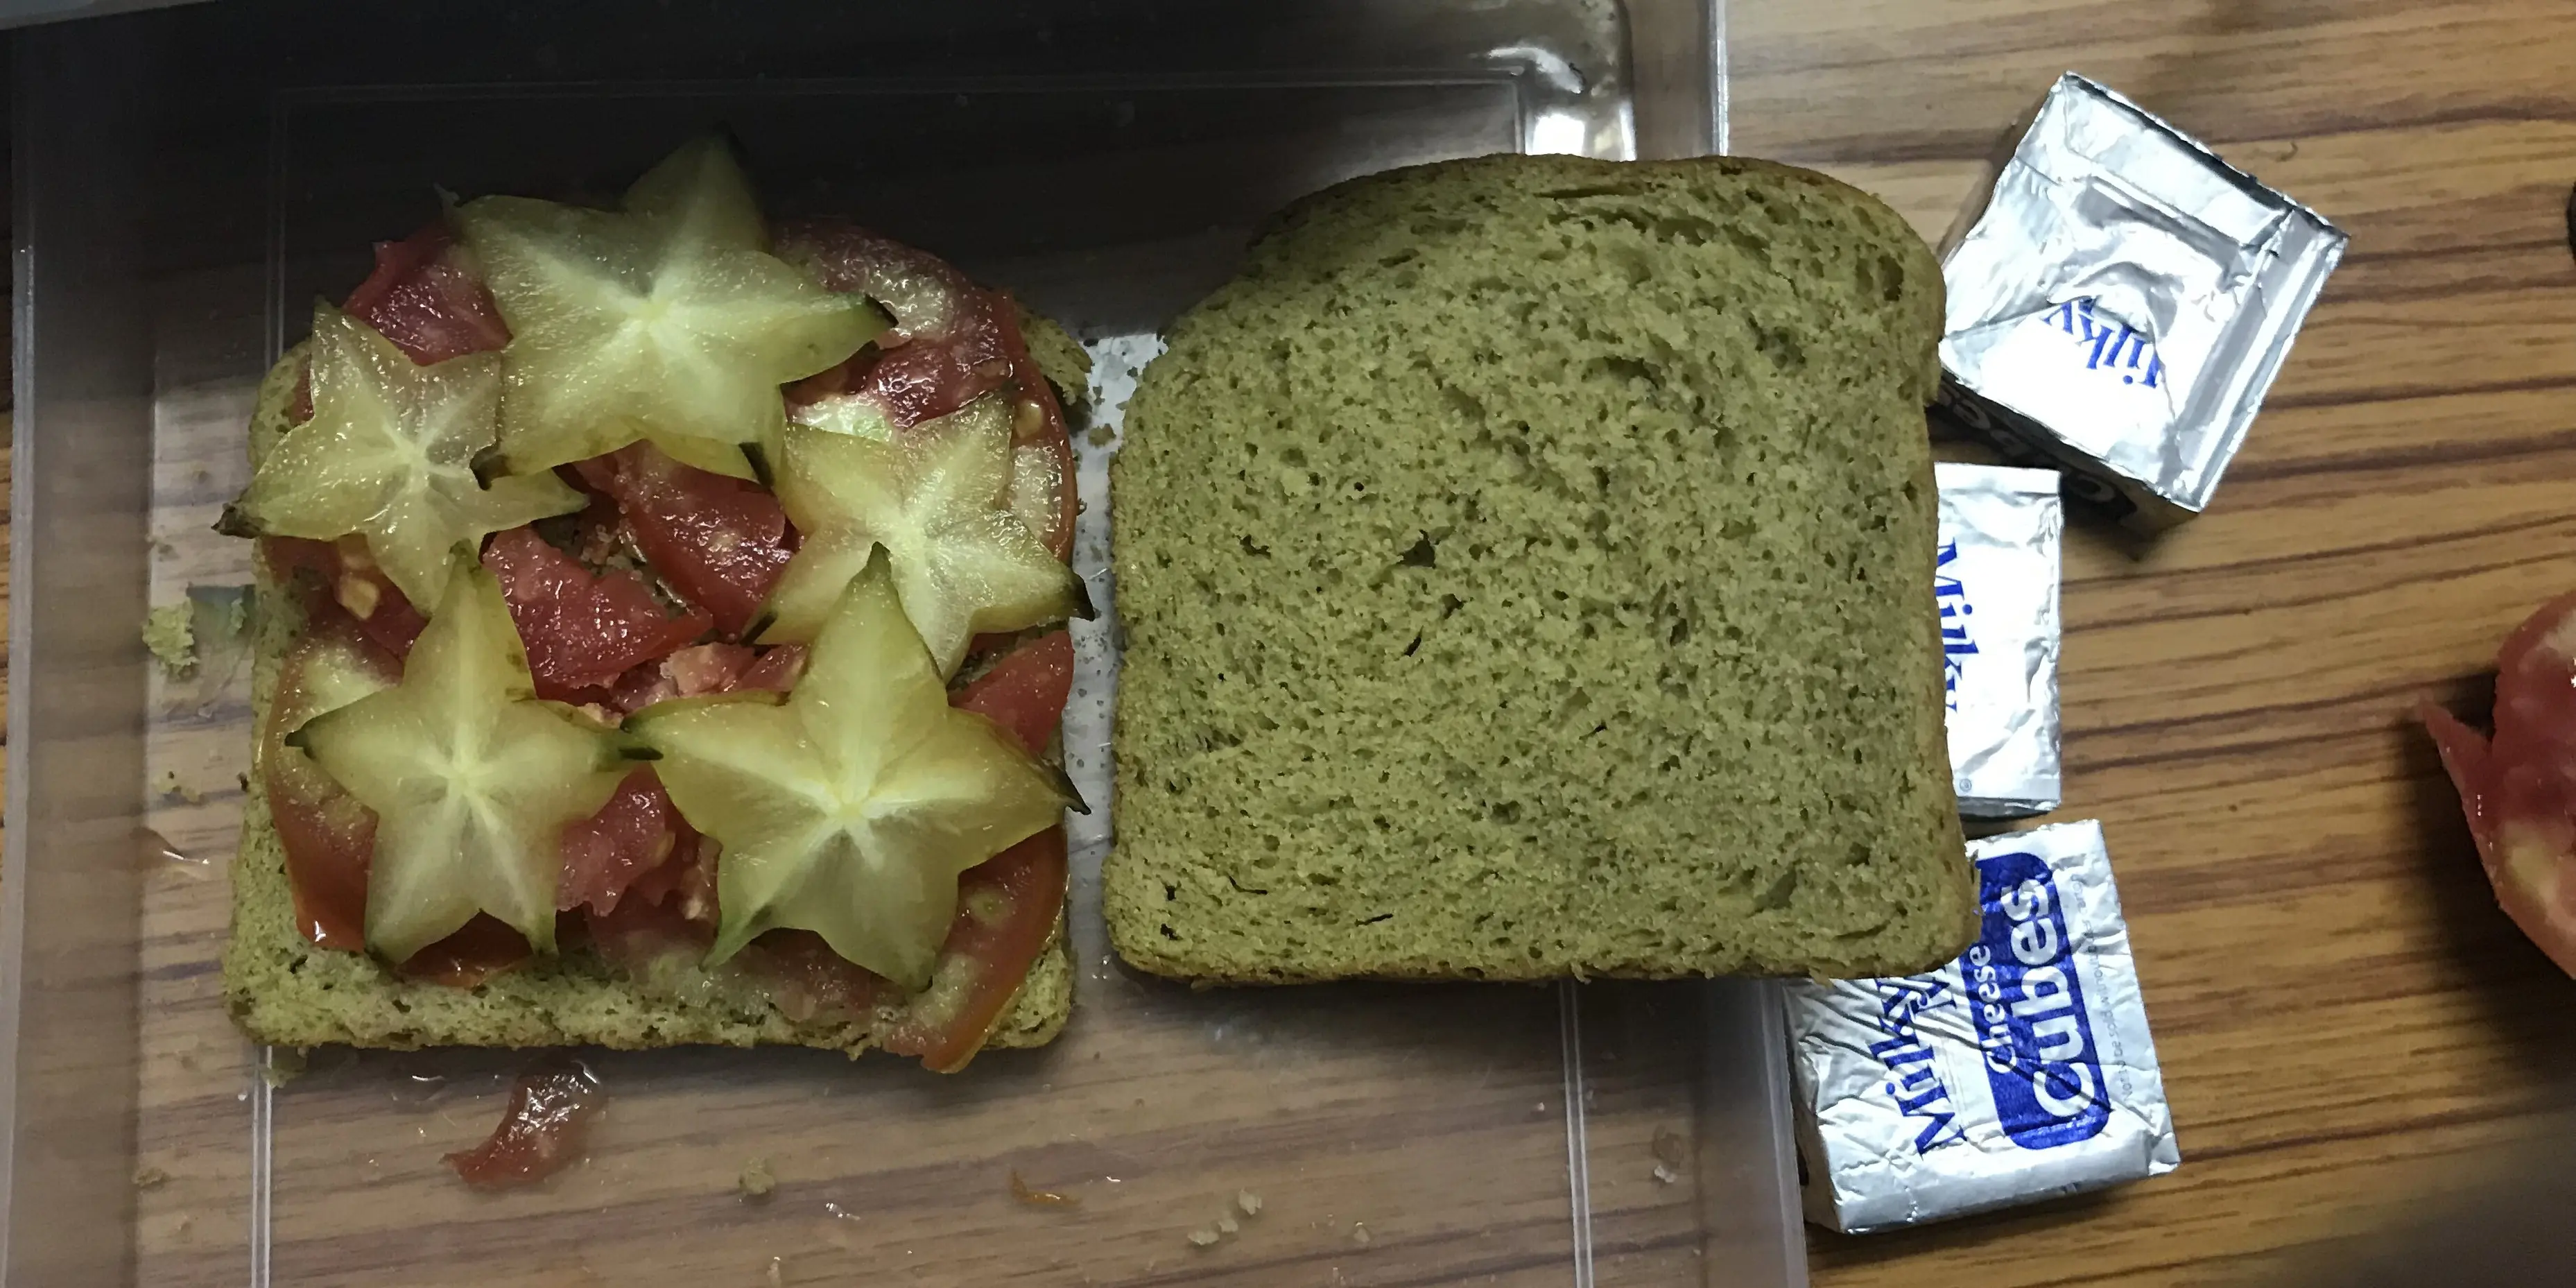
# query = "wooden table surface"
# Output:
<box><xmin>1731</xmin><ymin>1</ymin><xmax>2576</xmax><ymax>1285</ymax></box>
<box><xmin>8</xmin><ymin>1</ymin><xmax>2575</xmax><ymax>1283</ymax></box>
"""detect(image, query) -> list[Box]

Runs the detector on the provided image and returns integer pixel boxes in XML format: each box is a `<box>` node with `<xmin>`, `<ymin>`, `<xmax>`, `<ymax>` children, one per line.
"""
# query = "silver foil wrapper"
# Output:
<box><xmin>1785</xmin><ymin>822</ymin><xmax>2179</xmax><ymax>1233</ymax></box>
<box><xmin>1933</xmin><ymin>73</ymin><xmax>2349</xmax><ymax>530</ymax></box>
<box><xmin>1935</xmin><ymin>463</ymin><xmax>2063</xmax><ymax>817</ymax></box>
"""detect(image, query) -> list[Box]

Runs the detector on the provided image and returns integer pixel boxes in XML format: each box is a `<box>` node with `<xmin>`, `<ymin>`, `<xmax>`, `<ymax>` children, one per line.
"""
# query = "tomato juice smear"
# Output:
<box><xmin>261</xmin><ymin>219</ymin><xmax>1082</xmax><ymax>1064</ymax></box>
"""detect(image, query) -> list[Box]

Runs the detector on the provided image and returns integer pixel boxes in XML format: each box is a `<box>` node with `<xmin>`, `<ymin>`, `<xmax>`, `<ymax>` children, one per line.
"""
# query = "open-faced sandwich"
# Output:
<box><xmin>221</xmin><ymin>137</ymin><xmax>1091</xmax><ymax>1073</ymax></box>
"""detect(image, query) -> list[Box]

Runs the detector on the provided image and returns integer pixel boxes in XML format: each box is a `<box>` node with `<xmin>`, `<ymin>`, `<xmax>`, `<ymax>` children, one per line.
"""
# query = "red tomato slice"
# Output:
<box><xmin>587</xmin><ymin>883</ymin><xmax>708</xmax><ymax>965</ymax></box>
<box><xmin>879</xmin><ymin>827</ymin><xmax>1070</xmax><ymax>1072</ymax></box>
<box><xmin>614</xmin><ymin>832</ymin><xmax>720</xmax><ymax>930</ymax></box>
<box><xmin>398</xmin><ymin>915</ymin><xmax>539</xmax><ymax>989</ymax></box>
<box><xmin>605</xmin><ymin>660</ymin><xmax>679</xmax><ymax>716</ymax></box>
<box><xmin>2421</xmin><ymin>590</ymin><xmax>2576</xmax><ymax>977</ymax></box>
<box><xmin>262</xmin><ymin>535</ymin><xmax>426</xmax><ymax>659</ymax></box>
<box><xmin>661</xmin><ymin>642</ymin><xmax>757</xmax><ymax>696</ymax></box>
<box><xmin>775</xmin><ymin>220</ymin><xmax>1077</xmax><ymax>559</ymax></box>
<box><xmin>735</xmin><ymin>644</ymin><xmax>807</xmax><ymax>693</ymax></box>
<box><xmin>952</xmin><ymin>630</ymin><xmax>1074</xmax><ymax>757</ymax></box>
<box><xmin>585</xmin><ymin>785</ymin><xmax>1062</xmax><ymax>1067</ymax></box>
<box><xmin>443</xmin><ymin>1056</ymin><xmax>603</xmax><ymax>1190</ymax></box>
<box><xmin>586</xmin><ymin>882</ymin><xmax>881</xmax><ymax>1024</ymax></box>
<box><xmin>263</xmin><ymin>624</ymin><xmax>402</xmax><ymax>949</ymax></box>
<box><xmin>573</xmin><ymin>443</ymin><xmax>794</xmax><ymax>639</ymax></box>
<box><xmin>565</xmin><ymin>642</ymin><xmax>797</xmax><ymax>920</ymax></box>
<box><xmin>557</xmin><ymin>770</ymin><xmax>684</xmax><ymax>917</ymax></box>
<box><xmin>776</xmin><ymin>221</ymin><xmax>1013</xmax><ymax>424</ymax></box>
<box><xmin>343</xmin><ymin>225</ymin><xmax>511</xmax><ymax>366</ymax></box>
<box><xmin>734</xmin><ymin>931</ymin><xmax>888</xmax><ymax>1024</ymax></box>
<box><xmin>604</xmin><ymin>642</ymin><xmax>804</xmax><ymax>714</ymax></box>
<box><xmin>482</xmin><ymin>526</ymin><xmax>713</xmax><ymax>701</ymax></box>
<box><xmin>263</xmin><ymin>625</ymin><xmax>539</xmax><ymax>982</ymax></box>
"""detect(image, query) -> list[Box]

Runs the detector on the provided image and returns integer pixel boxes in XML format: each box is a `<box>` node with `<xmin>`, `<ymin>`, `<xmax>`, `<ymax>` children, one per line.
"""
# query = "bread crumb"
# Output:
<box><xmin>764</xmin><ymin>1256</ymin><xmax>784</xmax><ymax>1287</ymax></box>
<box><xmin>1652</xmin><ymin>1126</ymin><xmax>1687</xmax><ymax>1167</ymax></box>
<box><xmin>133</xmin><ymin>1165</ymin><xmax>169</xmax><ymax>1190</ymax></box>
<box><xmin>143</xmin><ymin>603</ymin><xmax>197</xmax><ymax>677</ymax></box>
<box><xmin>1186</xmin><ymin>1227</ymin><xmax>1220</xmax><ymax>1248</ymax></box>
<box><xmin>1651</xmin><ymin>1125</ymin><xmax>1687</xmax><ymax>1183</ymax></box>
<box><xmin>1216</xmin><ymin>1214</ymin><xmax>1239</xmax><ymax>1235</ymax></box>
<box><xmin>1010</xmin><ymin>1169</ymin><xmax>1078</xmax><ymax>1207</ymax></box>
<box><xmin>1352</xmin><ymin>1223</ymin><xmax>1372</xmax><ymax>1246</ymax></box>
<box><xmin>1235</xmin><ymin>1189</ymin><xmax>1263</xmax><ymax>1216</ymax></box>
<box><xmin>738</xmin><ymin>1156</ymin><xmax>775</xmax><ymax>1199</ymax></box>
<box><xmin>187</xmin><ymin>584</ymin><xmax>253</xmax><ymax>643</ymax></box>
<box><xmin>1085</xmin><ymin>424</ymin><xmax>1115</xmax><ymax>448</ymax></box>
<box><xmin>261</xmin><ymin>1047</ymin><xmax>308</xmax><ymax>1087</ymax></box>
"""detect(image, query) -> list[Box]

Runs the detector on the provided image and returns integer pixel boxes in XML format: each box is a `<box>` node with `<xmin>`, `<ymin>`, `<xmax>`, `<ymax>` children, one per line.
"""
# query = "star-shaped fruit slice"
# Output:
<box><xmin>219</xmin><ymin>303</ymin><xmax>585</xmax><ymax>610</ymax></box>
<box><xmin>751</xmin><ymin>394</ymin><xmax>1083</xmax><ymax>676</ymax></box>
<box><xmin>629</xmin><ymin>550</ymin><xmax>1074</xmax><ymax>989</ymax></box>
<box><xmin>287</xmin><ymin>554</ymin><xmax>641</xmax><ymax>963</ymax></box>
<box><xmin>452</xmin><ymin>135</ymin><xmax>886</xmax><ymax>479</ymax></box>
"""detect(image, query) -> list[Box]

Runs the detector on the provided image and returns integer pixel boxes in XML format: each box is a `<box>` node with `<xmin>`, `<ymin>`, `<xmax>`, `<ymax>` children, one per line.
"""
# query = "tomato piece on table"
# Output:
<box><xmin>879</xmin><ymin>827</ymin><xmax>1071</xmax><ymax>1073</ymax></box>
<box><xmin>343</xmin><ymin>225</ymin><xmax>511</xmax><ymax>366</ymax></box>
<box><xmin>444</xmin><ymin>1056</ymin><xmax>603</xmax><ymax>1190</ymax></box>
<box><xmin>953</xmin><ymin>630</ymin><xmax>1075</xmax><ymax>757</ymax></box>
<box><xmin>573</xmin><ymin>443</ymin><xmax>795</xmax><ymax>638</ymax></box>
<box><xmin>2421</xmin><ymin>589</ymin><xmax>2576</xmax><ymax>977</ymax></box>
<box><xmin>482</xmin><ymin>525</ymin><xmax>712</xmax><ymax>701</ymax></box>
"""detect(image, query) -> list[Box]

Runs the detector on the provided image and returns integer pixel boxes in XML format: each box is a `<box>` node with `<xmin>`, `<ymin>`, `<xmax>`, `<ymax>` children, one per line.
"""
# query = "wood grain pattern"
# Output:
<box><xmin>1732</xmin><ymin>1</ymin><xmax>2576</xmax><ymax>1283</ymax></box>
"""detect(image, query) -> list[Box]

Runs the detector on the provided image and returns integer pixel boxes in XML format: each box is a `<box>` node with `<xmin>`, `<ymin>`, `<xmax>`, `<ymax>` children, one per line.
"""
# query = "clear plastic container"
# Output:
<box><xmin>2</xmin><ymin>3</ymin><xmax>1803</xmax><ymax>1284</ymax></box>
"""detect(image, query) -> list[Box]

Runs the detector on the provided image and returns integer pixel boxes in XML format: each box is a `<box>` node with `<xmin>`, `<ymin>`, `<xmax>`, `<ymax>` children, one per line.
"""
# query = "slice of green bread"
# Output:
<box><xmin>222</xmin><ymin>307</ymin><xmax>1090</xmax><ymax>1056</ymax></box>
<box><xmin>1105</xmin><ymin>153</ymin><xmax>1974</xmax><ymax>984</ymax></box>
